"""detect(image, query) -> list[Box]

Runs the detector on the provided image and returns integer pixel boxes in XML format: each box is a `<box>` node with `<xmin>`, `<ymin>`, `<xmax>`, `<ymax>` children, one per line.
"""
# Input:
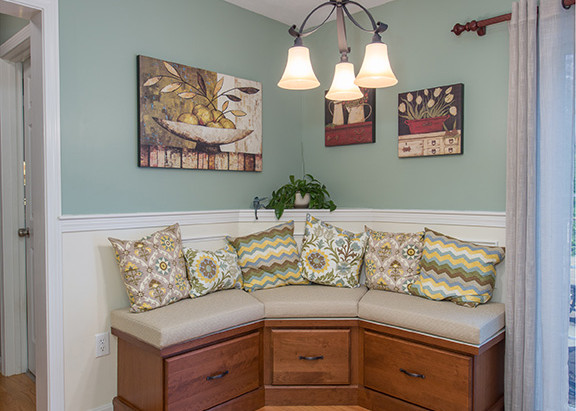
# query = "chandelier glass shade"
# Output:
<box><xmin>278</xmin><ymin>46</ymin><xmax>321</xmax><ymax>90</ymax></box>
<box><xmin>325</xmin><ymin>62</ymin><xmax>363</xmax><ymax>100</ymax></box>
<box><xmin>278</xmin><ymin>0</ymin><xmax>397</xmax><ymax>101</ymax></box>
<box><xmin>355</xmin><ymin>42</ymin><xmax>398</xmax><ymax>88</ymax></box>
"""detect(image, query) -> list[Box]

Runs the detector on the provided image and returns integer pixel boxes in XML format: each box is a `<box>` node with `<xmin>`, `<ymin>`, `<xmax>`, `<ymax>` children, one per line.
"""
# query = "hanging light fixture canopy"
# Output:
<box><xmin>278</xmin><ymin>0</ymin><xmax>398</xmax><ymax>101</ymax></box>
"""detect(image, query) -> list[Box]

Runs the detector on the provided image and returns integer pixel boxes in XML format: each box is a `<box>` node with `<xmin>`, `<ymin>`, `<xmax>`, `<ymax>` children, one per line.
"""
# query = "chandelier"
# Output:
<box><xmin>278</xmin><ymin>0</ymin><xmax>398</xmax><ymax>101</ymax></box>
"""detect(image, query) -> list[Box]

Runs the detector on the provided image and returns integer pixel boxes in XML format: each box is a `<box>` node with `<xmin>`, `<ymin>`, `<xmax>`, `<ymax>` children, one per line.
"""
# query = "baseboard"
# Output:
<box><xmin>89</xmin><ymin>403</ymin><xmax>113</xmax><ymax>411</ymax></box>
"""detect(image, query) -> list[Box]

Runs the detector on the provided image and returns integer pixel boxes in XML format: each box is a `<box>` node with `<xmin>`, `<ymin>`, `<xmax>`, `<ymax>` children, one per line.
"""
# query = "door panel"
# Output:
<box><xmin>23</xmin><ymin>57</ymin><xmax>35</xmax><ymax>375</ymax></box>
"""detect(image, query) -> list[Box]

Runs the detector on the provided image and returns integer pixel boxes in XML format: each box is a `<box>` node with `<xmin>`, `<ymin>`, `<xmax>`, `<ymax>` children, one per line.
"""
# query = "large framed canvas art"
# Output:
<box><xmin>138</xmin><ymin>55</ymin><xmax>262</xmax><ymax>171</ymax></box>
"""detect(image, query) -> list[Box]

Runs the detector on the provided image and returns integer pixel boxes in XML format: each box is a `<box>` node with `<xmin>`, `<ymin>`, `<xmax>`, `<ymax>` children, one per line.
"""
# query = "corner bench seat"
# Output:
<box><xmin>111</xmin><ymin>284</ymin><xmax>504</xmax><ymax>349</ymax></box>
<box><xmin>111</xmin><ymin>289</ymin><xmax>264</xmax><ymax>349</ymax></box>
<box><xmin>359</xmin><ymin>290</ymin><xmax>505</xmax><ymax>345</ymax></box>
<box><xmin>252</xmin><ymin>284</ymin><xmax>367</xmax><ymax>318</ymax></box>
<box><xmin>111</xmin><ymin>285</ymin><xmax>506</xmax><ymax>411</ymax></box>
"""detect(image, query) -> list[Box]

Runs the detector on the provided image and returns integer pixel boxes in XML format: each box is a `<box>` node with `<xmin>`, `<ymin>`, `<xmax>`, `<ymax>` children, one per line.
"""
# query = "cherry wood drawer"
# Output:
<box><xmin>271</xmin><ymin>329</ymin><xmax>350</xmax><ymax>385</ymax></box>
<box><xmin>364</xmin><ymin>331</ymin><xmax>472</xmax><ymax>411</ymax></box>
<box><xmin>165</xmin><ymin>332</ymin><xmax>260</xmax><ymax>410</ymax></box>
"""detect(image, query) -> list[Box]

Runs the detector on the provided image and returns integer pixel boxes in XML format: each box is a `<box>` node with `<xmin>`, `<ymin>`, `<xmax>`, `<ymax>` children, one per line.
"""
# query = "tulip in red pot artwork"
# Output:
<box><xmin>397</xmin><ymin>83</ymin><xmax>463</xmax><ymax>158</ymax></box>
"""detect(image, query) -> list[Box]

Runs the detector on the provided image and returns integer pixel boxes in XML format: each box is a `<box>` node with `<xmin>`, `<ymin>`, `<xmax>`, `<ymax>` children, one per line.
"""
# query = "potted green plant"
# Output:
<box><xmin>267</xmin><ymin>174</ymin><xmax>337</xmax><ymax>219</ymax></box>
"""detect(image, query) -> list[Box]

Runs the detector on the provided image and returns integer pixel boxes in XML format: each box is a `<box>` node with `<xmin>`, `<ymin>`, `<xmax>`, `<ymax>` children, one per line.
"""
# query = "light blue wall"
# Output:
<box><xmin>59</xmin><ymin>0</ymin><xmax>304</xmax><ymax>214</ymax></box>
<box><xmin>0</xmin><ymin>14</ymin><xmax>28</xmax><ymax>44</ymax></box>
<box><xmin>60</xmin><ymin>0</ymin><xmax>511</xmax><ymax>215</ymax></box>
<box><xmin>301</xmin><ymin>0</ymin><xmax>511</xmax><ymax>212</ymax></box>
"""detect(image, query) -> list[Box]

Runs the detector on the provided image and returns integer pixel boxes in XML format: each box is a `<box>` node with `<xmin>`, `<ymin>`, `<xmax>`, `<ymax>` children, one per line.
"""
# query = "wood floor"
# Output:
<box><xmin>257</xmin><ymin>407</ymin><xmax>369</xmax><ymax>411</ymax></box>
<box><xmin>0</xmin><ymin>373</ymin><xmax>366</xmax><ymax>411</ymax></box>
<box><xmin>0</xmin><ymin>373</ymin><xmax>35</xmax><ymax>411</ymax></box>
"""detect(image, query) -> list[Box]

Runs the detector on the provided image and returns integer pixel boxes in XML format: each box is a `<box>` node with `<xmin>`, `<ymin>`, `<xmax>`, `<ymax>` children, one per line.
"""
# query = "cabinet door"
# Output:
<box><xmin>271</xmin><ymin>329</ymin><xmax>350</xmax><ymax>385</ymax></box>
<box><xmin>165</xmin><ymin>332</ymin><xmax>260</xmax><ymax>410</ymax></box>
<box><xmin>364</xmin><ymin>331</ymin><xmax>472</xmax><ymax>411</ymax></box>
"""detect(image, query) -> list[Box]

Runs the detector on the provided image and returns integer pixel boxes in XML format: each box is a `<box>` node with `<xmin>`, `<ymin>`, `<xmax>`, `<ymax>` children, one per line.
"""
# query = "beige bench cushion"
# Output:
<box><xmin>251</xmin><ymin>285</ymin><xmax>367</xmax><ymax>318</ymax></box>
<box><xmin>359</xmin><ymin>290</ymin><xmax>505</xmax><ymax>345</ymax></box>
<box><xmin>111</xmin><ymin>289</ymin><xmax>264</xmax><ymax>349</ymax></box>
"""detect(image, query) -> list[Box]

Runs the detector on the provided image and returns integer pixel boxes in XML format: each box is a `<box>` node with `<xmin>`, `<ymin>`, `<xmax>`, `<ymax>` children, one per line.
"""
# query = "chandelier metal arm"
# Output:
<box><xmin>343</xmin><ymin>1</ymin><xmax>377</xmax><ymax>31</ymax></box>
<box><xmin>343</xmin><ymin>1</ymin><xmax>388</xmax><ymax>42</ymax></box>
<box><xmin>288</xmin><ymin>1</ymin><xmax>336</xmax><ymax>41</ymax></box>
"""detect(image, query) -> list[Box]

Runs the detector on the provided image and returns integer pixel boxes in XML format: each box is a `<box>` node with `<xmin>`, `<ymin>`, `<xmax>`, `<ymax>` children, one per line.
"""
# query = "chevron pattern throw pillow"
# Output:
<box><xmin>227</xmin><ymin>221</ymin><xmax>308</xmax><ymax>292</ymax></box>
<box><xmin>409</xmin><ymin>229</ymin><xmax>505</xmax><ymax>307</ymax></box>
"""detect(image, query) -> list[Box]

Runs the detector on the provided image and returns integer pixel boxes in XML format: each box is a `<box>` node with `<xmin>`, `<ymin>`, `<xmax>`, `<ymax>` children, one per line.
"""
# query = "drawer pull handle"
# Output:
<box><xmin>400</xmin><ymin>368</ymin><xmax>425</xmax><ymax>379</ymax></box>
<box><xmin>206</xmin><ymin>370</ymin><xmax>229</xmax><ymax>381</ymax></box>
<box><xmin>299</xmin><ymin>355</ymin><xmax>324</xmax><ymax>361</ymax></box>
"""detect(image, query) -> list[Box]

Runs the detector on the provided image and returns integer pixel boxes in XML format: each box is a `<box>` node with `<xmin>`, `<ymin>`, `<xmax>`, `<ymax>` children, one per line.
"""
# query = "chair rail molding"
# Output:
<box><xmin>59</xmin><ymin>208</ymin><xmax>505</xmax><ymax>233</ymax></box>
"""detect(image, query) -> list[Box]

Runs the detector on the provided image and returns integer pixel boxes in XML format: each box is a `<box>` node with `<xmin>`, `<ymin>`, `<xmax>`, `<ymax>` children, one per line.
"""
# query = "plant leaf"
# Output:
<box><xmin>230</xmin><ymin>110</ymin><xmax>247</xmax><ymax>117</ymax></box>
<box><xmin>225</xmin><ymin>94</ymin><xmax>241</xmax><ymax>102</ymax></box>
<box><xmin>163</xmin><ymin>62</ymin><xmax>180</xmax><ymax>78</ymax></box>
<box><xmin>161</xmin><ymin>83</ymin><xmax>182</xmax><ymax>93</ymax></box>
<box><xmin>222</xmin><ymin>100</ymin><xmax>229</xmax><ymax>112</ymax></box>
<box><xmin>178</xmin><ymin>92</ymin><xmax>196</xmax><ymax>99</ymax></box>
<box><xmin>238</xmin><ymin>87</ymin><xmax>260</xmax><ymax>95</ymax></box>
<box><xmin>197</xmin><ymin>73</ymin><xmax>207</xmax><ymax>96</ymax></box>
<box><xmin>214</xmin><ymin>78</ymin><xmax>224</xmax><ymax>95</ymax></box>
<box><xmin>143</xmin><ymin>77</ymin><xmax>161</xmax><ymax>87</ymax></box>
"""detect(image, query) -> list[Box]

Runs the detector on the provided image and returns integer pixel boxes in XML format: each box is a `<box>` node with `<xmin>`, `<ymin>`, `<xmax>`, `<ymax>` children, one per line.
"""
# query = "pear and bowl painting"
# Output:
<box><xmin>138</xmin><ymin>55</ymin><xmax>262</xmax><ymax>171</ymax></box>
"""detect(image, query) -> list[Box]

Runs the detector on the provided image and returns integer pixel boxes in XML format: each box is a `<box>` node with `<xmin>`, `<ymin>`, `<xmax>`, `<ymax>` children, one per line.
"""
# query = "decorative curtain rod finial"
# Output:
<box><xmin>451</xmin><ymin>21</ymin><xmax>486</xmax><ymax>36</ymax></box>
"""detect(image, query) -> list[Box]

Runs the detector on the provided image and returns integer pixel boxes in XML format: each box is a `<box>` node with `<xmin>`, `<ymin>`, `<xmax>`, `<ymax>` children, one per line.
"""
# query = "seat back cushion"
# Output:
<box><xmin>300</xmin><ymin>214</ymin><xmax>367</xmax><ymax>288</ymax></box>
<box><xmin>364</xmin><ymin>227</ymin><xmax>424</xmax><ymax>294</ymax></box>
<box><xmin>109</xmin><ymin>224</ymin><xmax>190</xmax><ymax>313</ymax></box>
<box><xmin>183</xmin><ymin>245</ymin><xmax>243</xmax><ymax>298</ymax></box>
<box><xmin>227</xmin><ymin>221</ymin><xmax>308</xmax><ymax>292</ymax></box>
<box><xmin>409</xmin><ymin>228</ymin><xmax>505</xmax><ymax>307</ymax></box>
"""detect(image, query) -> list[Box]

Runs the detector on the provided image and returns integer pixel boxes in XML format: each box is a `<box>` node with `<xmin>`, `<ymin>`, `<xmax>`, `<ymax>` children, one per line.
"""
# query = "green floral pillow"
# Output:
<box><xmin>109</xmin><ymin>224</ymin><xmax>190</xmax><ymax>313</ymax></box>
<box><xmin>300</xmin><ymin>214</ymin><xmax>367</xmax><ymax>288</ymax></box>
<box><xmin>183</xmin><ymin>245</ymin><xmax>243</xmax><ymax>298</ymax></box>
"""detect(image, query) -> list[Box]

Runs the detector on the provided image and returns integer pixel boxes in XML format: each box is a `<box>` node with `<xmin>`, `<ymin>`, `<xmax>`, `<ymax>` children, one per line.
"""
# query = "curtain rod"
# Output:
<box><xmin>452</xmin><ymin>0</ymin><xmax>574</xmax><ymax>36</ymax></box>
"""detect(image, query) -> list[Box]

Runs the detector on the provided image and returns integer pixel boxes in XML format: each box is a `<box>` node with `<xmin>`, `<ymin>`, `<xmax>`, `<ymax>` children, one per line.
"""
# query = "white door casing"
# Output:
<box><xmin>0</xmin><ymin>1</ymin><xmax>62</xmax><ymax>410</ymax></box>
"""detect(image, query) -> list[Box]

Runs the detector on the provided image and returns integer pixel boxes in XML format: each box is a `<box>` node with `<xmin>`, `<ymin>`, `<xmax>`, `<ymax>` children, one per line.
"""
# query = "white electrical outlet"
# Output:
<box><xmin>95</xmin><ymin>332</ymin><xmax>110</xmax><ymax>358</ymax></box>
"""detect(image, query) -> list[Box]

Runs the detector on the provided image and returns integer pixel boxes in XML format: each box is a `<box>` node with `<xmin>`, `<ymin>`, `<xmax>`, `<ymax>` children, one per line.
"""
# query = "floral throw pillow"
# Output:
<box><xmin>364</xmin><ymin>228</ymin><xmax>424</xmax><ymax>294</ymax></box>
<box><xmin>300</xmin><ymin>214</ymin><xmax>367</xmax><ymax>288</ymax></box>
<box><xmin>409</xmin><ymin>228</ymin><xmax>505</xmax><ymax>307</ymax></box>
<box><xmin>183</xmin><ymin>245</ymin><xmax>243</xmax><ymax>298</ymax></box>
<box><xmin>109</xmin><ymin>224</ymin><xmax>190</xmax><ymax>313</ymax></box>
<box><xmin>227</xmin><ymin>221</ymin><xmax>308</xmax><ymax>292</ymax></box>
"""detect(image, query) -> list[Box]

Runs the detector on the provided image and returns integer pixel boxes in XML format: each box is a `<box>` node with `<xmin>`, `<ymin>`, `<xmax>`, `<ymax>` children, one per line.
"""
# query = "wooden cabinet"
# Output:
<box><xmin>112</xmin><ymin>323</ymin><xmax>264</xmax><ymax>411</ymax></box>
<box><xmin>364</xmin><ymin>331</ymin><xmax>471</xmax><ymax>410</ymax></box>
<box><xmin>262</xmin><ymin>319</ymin><xmax>360</xmax><ymax>406</ymax></box>
<box><xmin>271</xmin><ymin>329</ymin><xmax>350</xmax><ymax>385</ymax></box>
<box><xmin>361</xmin><ymin>324</ymin><xmax>505</xmax><ymax>411</ymax></box>
<box><xmin>113</xmin><ymin>319</ymin><xmax>503</xmax><ymax>410</ymax></box>
<box><xmin>165</xmin><ymin>332</ymin><xmax>260</xmax><ymax>410</ymax></box>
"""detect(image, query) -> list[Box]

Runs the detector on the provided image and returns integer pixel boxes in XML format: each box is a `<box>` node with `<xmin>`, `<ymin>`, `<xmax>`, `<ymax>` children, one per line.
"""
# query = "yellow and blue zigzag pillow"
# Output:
<box><xmin>227</xmin><ymin>221</ymin><xmax>308</xmax><ymax>292</ymax></box>
<box><xmin>409</xmin><ymin>228</ymin><xmax>505</xmax><ymax>307</ymax></box>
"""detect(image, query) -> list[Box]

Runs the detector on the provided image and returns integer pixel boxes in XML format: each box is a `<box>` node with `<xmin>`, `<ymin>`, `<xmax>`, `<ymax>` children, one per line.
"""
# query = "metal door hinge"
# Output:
<box><xmin>18</xmin><ymin>227</ymin><xmax>30</xmax><ymax>237</ymax></box>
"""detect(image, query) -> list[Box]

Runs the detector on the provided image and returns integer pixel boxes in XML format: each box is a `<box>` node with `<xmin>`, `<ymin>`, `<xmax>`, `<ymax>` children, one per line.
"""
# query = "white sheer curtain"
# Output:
<box><xmin>506</xmin><ymin>0</ymin><xmax>575</xmax><ymax>410</ymax></box>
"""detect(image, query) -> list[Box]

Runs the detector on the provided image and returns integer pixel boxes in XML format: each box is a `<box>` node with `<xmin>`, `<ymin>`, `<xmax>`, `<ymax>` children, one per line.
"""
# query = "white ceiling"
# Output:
<box><xmin>224</xmin><ymin>0</ymin><xmax>394</xmax><ymax>27</ymax></box>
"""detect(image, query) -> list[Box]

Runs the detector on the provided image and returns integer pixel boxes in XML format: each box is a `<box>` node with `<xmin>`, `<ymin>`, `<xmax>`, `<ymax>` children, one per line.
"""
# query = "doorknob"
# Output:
<box><xmin>18</xmin><ymin>227</ymin><xmax>30</xmax><ymax>237</ymax></box>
